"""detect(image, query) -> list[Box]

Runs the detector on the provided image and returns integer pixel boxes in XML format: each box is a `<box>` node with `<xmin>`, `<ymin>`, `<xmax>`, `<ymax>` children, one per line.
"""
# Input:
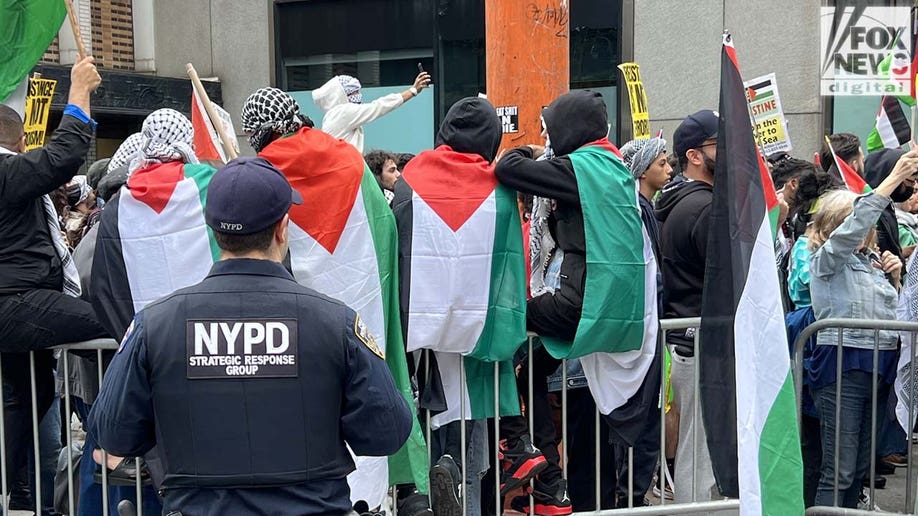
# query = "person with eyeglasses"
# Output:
<box><xmin>653</xmin><ymin>108</ymin><xmax>720</xmax><ymax>505</ymax></box>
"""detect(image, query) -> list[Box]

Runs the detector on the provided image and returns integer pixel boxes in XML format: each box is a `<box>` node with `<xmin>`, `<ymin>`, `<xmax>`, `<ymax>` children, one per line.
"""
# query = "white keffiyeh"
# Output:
<box><xmin>528</xmin><ymin>142</ymin><xmax>558</xmax><ymax>296</ymax></box>
<box><xmin>107</xmin><ymin>133</ymin><xmax>143</xmax><ymax>173</ymax></box>
<box><xmin>128</xmin><ymin>109</ymin><xmax>198</xmax><ymax>174</ymax></box>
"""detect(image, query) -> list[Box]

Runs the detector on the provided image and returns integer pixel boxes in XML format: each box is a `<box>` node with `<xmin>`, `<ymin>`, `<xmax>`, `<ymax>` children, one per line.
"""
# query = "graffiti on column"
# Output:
<box><xmin>526</xmin><ymin>2</ymin><xmax>568</xmax><ymax>38</ymax></box>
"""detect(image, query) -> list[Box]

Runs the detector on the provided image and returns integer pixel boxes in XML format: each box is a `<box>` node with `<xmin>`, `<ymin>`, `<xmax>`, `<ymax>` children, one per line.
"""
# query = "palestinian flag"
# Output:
<box><xmin>1</xmin><ymin>0</ymin><xmax>65</xmax><ymax>103</ymax></box>
<box><xmin>191</xmin><ymin>88</ymin><xmax>238</xmax><ymax>164</ymax></box>
<box><xmin>259</xmin><ymin>127</ymin><xmax>427</xmax><ymax>507</ymax></box>
<box><xmin>91</xmin><ymin>162</ymin><xmax>220</xmax><ymax>338</ymax></box>
<box><xmin>393</xmin><ymin>145</ymin><xmax>525</xmax><ymax>429</ymax></box>
<box><xmin>540</xmin><ymin>139</ymin><xmax>652</xmax><ymax>359</ymax></box>
<box><xmin>866</xmin><ymin>96</ymin><xmax>910</xmax><ymax>153</ymax></box>
<box><xmin>699</xmin><ymin>33</ymin><xmax>803</xmax><ymax>514</ymax></box>
<box><xmin>825</xmin><ymin>135</ymin><xmax>872</xmax><ymax>194</ymax></box>
<box><xmin>525</xmin><ymin>137</ymin><xmax>659</xmax><ymax>444</ymax></box>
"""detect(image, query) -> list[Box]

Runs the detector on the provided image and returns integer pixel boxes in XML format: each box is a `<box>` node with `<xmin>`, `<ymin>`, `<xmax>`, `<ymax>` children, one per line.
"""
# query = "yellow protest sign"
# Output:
<box><xmin>617</xmin><ymin>62</ymin><xmax>650</xmax><ymax>139</ymax></box>
<box><xmin>23</xmin><ymin>78</ymin><xmax>57</xmax><ymax>152</ymax></box>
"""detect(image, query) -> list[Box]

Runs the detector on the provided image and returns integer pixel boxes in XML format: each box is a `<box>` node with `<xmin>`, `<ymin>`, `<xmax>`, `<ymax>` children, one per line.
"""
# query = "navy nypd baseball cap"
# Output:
<box><xmin>673</xmin><ymin>109</ymin><xmax>719</xmax><ymax>163</ymax></box>
<box><xmin>205</xmin><ymin>157</ymin><xmax>302</xmax><ymax>235</ymax></box>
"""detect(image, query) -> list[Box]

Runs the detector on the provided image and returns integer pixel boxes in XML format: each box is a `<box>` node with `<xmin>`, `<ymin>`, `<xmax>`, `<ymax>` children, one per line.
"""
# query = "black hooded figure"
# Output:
<box><xmin>864</xmin><ymin>148</ymin><xmax>915</xmax><ymax>266</ymax></box>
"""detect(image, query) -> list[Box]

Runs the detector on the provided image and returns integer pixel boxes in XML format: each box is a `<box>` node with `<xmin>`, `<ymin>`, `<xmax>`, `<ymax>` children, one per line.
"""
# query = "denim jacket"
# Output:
<box><xmin>810</xmin><ymin>192</ymin><xmax>899</xmax><ymax>351</ymax></box>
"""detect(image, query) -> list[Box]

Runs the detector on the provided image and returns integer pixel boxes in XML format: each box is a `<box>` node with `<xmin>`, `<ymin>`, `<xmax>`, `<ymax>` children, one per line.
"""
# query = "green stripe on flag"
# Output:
<box><xmin>471</xmin><ymin>184</ymin><xmax>527</xmax><ymax>361</ymax></box>
<box><xmin>542</xmin><ymin>144</ymin><xmax>646</xmax><ymax>358</ymax></box>
<box><xmin>1</xmin><ymin>0</ymin><xmax>66</xmax><ymax>101</ymax></box>
<box><xmin>359</xmin><ymin>167</ymin><xmax>429</xmax><ymax>493</ymax></box>
<box><xmin>752</xmin><ymin>89</ymin><xmax>774</xmax><ymax>101</ymax></box>
<box><xmin>466</xmin><ymin>357</ymin><xmax>519</xmax><ymax>420</ymax></box>
<box><xmin>465</xmin><ymin>183</ymin><xmax>526</xmax><ymax>419</ymax></box>
<box><xmin>182</xmin><ymin>163</ymin><xmax>221</xmax><ymax>262</ymax></box>
<box><xmin>759</xmin><ymin>372</ymin><xmax>804</xmax><ymax>515</ymax></box>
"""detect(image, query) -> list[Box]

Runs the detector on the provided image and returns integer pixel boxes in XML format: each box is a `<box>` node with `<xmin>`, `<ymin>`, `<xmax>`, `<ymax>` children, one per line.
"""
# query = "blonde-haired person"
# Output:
<box><xmin>808</xmin><ymin>149</ymin><xmax>918</xmax><ymax>508</ymax></box>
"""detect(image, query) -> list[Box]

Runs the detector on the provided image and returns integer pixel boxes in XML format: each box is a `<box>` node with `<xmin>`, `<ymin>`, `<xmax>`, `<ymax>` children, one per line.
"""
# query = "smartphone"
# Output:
<box><xmin>417</xmin><ymin>63</ymin><xmax>425</xmax><ymax>74</ymax></box>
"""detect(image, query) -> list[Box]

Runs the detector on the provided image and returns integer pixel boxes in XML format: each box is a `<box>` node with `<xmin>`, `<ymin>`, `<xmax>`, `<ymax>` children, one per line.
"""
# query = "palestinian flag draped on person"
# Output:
<box><xmin>91</xmin><ymin>161</ymin><xmax>220</xmax><ymax>337</ymax></box>
<box><xmin>92</xmin><ymin>110</ymin><xmax>218</xmax><ymax>337</ymax></box>
<box><xmin>258</xmin><ymin>127</ymin><xmax>427</xmax><ymax>507</ymax></box>
<box><xmin>568</xmin><ymin>138</ymin><xmax>660</xmax><ymax>445</ymax></box>
<box><xmin>392</xmin><ymin>97</ymin><xmax>525</xmax><ymax>429</ymax></box>
<box><xmin>825</xmin><ymin>135</ymin><xmax>872</xmax><ymax>194</ymax></box>
<box><xmin>1</xmin><ymin>0</ymin><xmax>67</xmax><ymax>114</ymax></box>
<box><xmin>699</xmin><ymin>33</ymin><xmax>804</xmax><ymax>515</ymax></box>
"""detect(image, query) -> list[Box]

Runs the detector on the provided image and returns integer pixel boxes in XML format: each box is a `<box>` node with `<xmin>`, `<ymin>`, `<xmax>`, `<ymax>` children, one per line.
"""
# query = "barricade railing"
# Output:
<box><xmin>793</xmin><ymin>318</ymin><xmax>918</xmax><ymax>515</ymax></box>
<box><xmin>418</xmin><ymin>317</ymin><xmax>741</xmax><ymax>515</ymax></box>
<box><xmin>0</xmin><ymin>338</ymin><xmax>148</xmax><ymax>516</ymax></box>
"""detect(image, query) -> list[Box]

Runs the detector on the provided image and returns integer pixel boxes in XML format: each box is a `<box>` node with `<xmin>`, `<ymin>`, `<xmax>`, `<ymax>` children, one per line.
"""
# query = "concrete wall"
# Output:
<box><xmin>634</xmin><ymin>0</ymin><xmax>823</xmax><ymax>157</ymax></box>
<box><xmin>153</xmin><ymin>0</ymin><xmax>273</xmax><ymax>154</ymax></box>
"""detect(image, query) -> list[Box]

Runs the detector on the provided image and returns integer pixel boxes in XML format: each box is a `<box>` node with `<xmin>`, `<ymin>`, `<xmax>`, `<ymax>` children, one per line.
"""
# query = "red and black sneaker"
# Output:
<box><xmin>510</xmin><ymin>478</ymin><xmax>573</xmax><ymax>515</ymax></box>
<box><xmin>499</xmin><ymin>435</ymin><xmax>548</xmax><ymax>496</ymax></box>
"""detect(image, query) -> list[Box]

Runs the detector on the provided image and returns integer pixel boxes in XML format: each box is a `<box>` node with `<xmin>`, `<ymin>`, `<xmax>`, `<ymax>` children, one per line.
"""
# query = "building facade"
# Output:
<box><xmin>34</xmin><ymin>0</ymin><xmax>913</xmax><ymax>161</ymax></box>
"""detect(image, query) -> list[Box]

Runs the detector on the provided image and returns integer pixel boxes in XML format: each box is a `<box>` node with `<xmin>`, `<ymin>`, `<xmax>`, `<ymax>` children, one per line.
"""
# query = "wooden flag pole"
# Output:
<box><xmin>64</xmin><ymin>0</ymin><xmax>88</xmax><ymax>60</ymax></box>
<box><xmin>186</xmin><ymin>63</ymin><xmax>238</xmax><ymax>161</ymax></box>
<box><xmin>911</xmin><ymin>105</ymin><xmax>917</xmax><ymax>146</ymax></box>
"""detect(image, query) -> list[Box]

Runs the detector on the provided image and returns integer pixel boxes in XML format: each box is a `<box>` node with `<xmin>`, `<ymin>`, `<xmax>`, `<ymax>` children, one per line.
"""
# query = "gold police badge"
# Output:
<box><xmin>354</xmin><ymin>314</ymin><xmax>384</xmax><ymax>359</ymax></box>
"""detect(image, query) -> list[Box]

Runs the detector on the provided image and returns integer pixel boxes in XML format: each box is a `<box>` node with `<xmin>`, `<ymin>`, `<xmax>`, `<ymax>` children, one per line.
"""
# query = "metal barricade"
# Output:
<box><xmin>793</xmin><ymin>318</ymin><xmax>918</xmax><ymax>515</ymax></box>
<box><xmin>0</xmin><ymin>338</ymin><xmax>149</xmax><ymax>516</ymax></box>
<box><xmin>425</xmin><ymin>317</ymin><xmax>741</xmax><ymax>515</ymax></box>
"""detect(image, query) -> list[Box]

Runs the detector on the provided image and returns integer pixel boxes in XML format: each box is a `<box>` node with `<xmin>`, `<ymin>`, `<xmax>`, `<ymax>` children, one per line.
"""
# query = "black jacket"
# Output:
<box><xmin>494</xmin><ymin>90</ymin><xmax>608</xmax><ymax>339</ymax></box>
<box><xmin>0</xmin><ymin>115</ymin><xmax>93</xmax><ymax>293</ymax></box>
<box><xmin>89</xmin><ymin>259</ymin><xmax>412</xmax><ymax>515</ymax></box>
<box><xmin>655</xmin><ymin>179</ymin><xmax>713</xmax><ymax>353</ymax></box>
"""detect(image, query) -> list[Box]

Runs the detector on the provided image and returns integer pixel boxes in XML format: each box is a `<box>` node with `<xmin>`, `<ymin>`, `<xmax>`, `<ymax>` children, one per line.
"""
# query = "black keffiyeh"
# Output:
<box><xmin>241</xmin><ymin>87</ymin><xmax>314</xmax><ymax>152</ymax></box>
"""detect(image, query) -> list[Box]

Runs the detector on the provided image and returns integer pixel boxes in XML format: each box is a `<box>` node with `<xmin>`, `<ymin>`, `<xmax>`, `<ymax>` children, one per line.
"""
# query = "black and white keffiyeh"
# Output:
<box><xmin>529</xmin><ymin>140</ymin><xmax>558</xmax><ymax>296</ymax></box>
<box><xmin>128</xmin><ymin>109</ymin><xmax>198</xmax><ymax>173</ymax></box>
<box><xmin>241</xmin><ymin>87</ymin><xmax>312</xmax><ymax>152</ymax></box>
<box><xmin>107</xmin><ymin>133</ymin><xmax>143</xmax><ymax>173</ymax></box>
<box><xmin>337</xmin><ymin>75</ymin><xmax>363</xmax><ymax>104</ymax></box>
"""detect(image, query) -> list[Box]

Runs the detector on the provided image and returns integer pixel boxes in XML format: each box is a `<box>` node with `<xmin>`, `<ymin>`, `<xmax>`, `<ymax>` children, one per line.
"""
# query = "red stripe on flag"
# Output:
<box><xmin>825</xmin><ymin>137</ymin><xmax>870</xmax><ymax>194</ymax></box>
<box><xmin>126</xmin><ymin>162</ymin><xmax>184</xmax><ymax>214</ymax></box>
<box><xmin>259</xmin><ymin>128</ymin><xmax>365</xmax><ymax>254</ymax></box>
<box><xmin>191</xmin><ymin>89</ymin><xmax>222</xmax><ymax>162</ymax></box>
<box><xmin>401</xmin><ymin>146</ymin><xmax>497</xmax><ymax>232</ymax></box>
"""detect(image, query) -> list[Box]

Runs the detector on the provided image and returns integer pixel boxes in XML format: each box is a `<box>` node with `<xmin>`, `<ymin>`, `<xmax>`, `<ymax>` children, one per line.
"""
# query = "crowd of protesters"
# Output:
<box><xmin>4</xmin><ymin>57</ymin><xmax>918</xmax><ymax>516</ymax></box>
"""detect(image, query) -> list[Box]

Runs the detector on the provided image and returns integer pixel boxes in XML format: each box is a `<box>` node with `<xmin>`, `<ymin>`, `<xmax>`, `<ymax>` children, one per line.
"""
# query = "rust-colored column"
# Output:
<box><xmin>486</xmin><ymin>0</ymin><xmax>570</xmax><ymax>149</ymax></box>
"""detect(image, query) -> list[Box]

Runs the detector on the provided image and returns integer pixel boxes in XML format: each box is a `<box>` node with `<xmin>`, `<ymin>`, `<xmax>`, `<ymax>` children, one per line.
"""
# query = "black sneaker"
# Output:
<box><xmin>397</xmin><ymin>490</ymin><xmax>434</xmax><ymax>516</ymax></box>
<box><xmin>499</xmin><ymin>435</ymin><xmax>549</xmax><ymax>495</ymax></box>
<box><xmin>430</xmin><ymin>454</ymin><xmax>463</xmax><ymax>516</ymax></box>
<box><xmin>510</xmin><ymin>478</ymin><xmax>572</xmax><ymax>515</ymax></box>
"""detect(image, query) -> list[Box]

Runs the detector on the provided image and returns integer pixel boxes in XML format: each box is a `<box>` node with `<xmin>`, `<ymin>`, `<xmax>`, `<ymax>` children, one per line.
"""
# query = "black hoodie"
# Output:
<box><xmin>654</xmin><ymin>179</ymin><xmax>713</xmax><ymax>353</ymax></box>
<box><xmin>433</xmin><ymin>97</ymin><xmax>502</xmax><ymax>161</ymax></box>
<box><xmin>494</xmin><ymin>90</ymin><xmax>609</xmax><ymax>339</ymax></box>
<box><xmin>391</xmin><ymin>97</ymin><xmax>502</xmax><ymax>387</ymax></box>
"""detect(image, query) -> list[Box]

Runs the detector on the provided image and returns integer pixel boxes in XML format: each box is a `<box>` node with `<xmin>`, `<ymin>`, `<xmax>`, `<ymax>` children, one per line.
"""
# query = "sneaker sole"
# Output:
<box><xmin>430</xmin><ymin>466</ymin><xmax>462</xmax><ymax>516</ymax></box>
<box><xmin>500</xmin><ymin>456</ymin><xmax>549</xmax><ymax>495</ymax></box>
<box><xmin>518</xmin><ymin>503</ymin><xmax>573</xmax><ymax>516</ymax></box>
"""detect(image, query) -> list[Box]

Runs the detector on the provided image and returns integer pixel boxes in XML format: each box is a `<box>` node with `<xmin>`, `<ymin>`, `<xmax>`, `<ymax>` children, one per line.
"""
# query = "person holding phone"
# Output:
<box><xmin>312</xmin><ymin>68</ymin><xmax>431</xmax><ymax>152</ymax></box>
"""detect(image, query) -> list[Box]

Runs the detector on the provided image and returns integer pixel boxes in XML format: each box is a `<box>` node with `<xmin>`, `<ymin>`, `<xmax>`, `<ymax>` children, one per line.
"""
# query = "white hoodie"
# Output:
<box><xmin>311</xmin><ymin>76</ymin><xmax>404</xmax><ymax>152</ymax></box>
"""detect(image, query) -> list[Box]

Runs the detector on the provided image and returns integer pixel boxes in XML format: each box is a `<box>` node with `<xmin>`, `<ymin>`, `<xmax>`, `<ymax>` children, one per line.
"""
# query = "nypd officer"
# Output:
<box><xmin>88</xmin><ymin>157</ymin><xmax>413</xmax><ymax>515</ymax></box>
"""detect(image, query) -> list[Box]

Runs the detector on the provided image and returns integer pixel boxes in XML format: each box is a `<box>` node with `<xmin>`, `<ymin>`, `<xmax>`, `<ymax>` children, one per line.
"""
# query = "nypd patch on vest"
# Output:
<box><xmin>354</xmin><ymin>314</ymin><xmax>384</xmax><ymax>359</ymax></box>
<box><xmin>186</xmin><ymin>319</ymin><xmax>298</xmax><ymax>379</ymax></box>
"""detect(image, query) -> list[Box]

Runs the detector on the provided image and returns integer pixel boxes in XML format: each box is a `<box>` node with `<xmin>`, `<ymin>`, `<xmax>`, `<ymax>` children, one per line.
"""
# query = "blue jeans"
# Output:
<box><xmin>73</xmin><ymin>397</ymin><xmax>162</xmax><ymax>516</ymax></box>
<box><xmin>814</xmin><ymin>371</ymin><xmax>873</xmax><ymax>508</ymax></box>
